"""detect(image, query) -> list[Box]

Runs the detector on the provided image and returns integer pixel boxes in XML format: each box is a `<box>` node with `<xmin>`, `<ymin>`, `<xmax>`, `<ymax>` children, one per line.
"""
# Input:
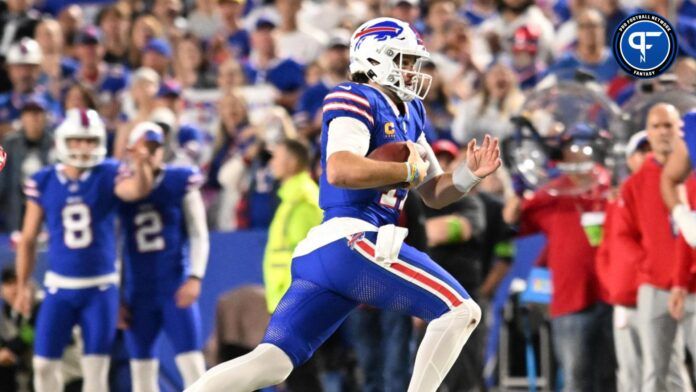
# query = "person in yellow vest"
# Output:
<box><xmin>264</xmin><ymin>139</ymin><xmax>323</xmax><ymax>313</ymax></box>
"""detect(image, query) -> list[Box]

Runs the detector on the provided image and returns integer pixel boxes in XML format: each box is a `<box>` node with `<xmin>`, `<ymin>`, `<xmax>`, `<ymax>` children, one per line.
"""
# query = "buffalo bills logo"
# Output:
<box><xmin>79</xmin><ymin>109</ymin><xmax>90</xmax><ymax>128</ymax></box>
<box><xmin>354</xmin><ymin>21</ymin><xmax>404</xmax><ymax>49</ymax></box>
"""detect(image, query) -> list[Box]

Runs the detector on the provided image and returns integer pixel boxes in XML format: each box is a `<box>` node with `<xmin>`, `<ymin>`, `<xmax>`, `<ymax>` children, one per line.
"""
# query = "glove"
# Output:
<box><xmin>673</xmin><ymin>204</ymin><xmax>696</xmax><ymax>247</ymax></box>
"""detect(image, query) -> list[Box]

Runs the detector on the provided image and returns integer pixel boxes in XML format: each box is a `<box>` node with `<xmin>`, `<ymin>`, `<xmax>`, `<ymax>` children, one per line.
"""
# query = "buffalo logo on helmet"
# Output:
<box><xmin>354</xmin><ymin>20</ymin><xmax>404</xmax><ymax>49</ymax></box>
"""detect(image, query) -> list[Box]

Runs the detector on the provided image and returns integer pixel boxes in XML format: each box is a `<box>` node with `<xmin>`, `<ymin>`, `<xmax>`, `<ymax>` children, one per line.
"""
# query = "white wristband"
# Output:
<box><xmin>453</xmin><ymin>163</ymin><xmax>482</xmax><ymax>194</ymax></box>
<box><xmin>405</xmin><ymin>162</ymin><xmax>412</xmax><ymax>183</ymax></box>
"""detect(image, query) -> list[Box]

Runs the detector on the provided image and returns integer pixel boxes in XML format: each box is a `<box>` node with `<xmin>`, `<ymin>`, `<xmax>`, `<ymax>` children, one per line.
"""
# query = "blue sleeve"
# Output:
<box><xmin>180</xmin><ymin>166</ymin><xmax>205</xmax><ymax>193</ymax></box>
<box><xmin>412</xmin><ymin>99</ymin><xmax>427</xmax><ymax>141</ymax></box>
<box><xmin>322</xmin><ymin>84</ymin><xmax>375</xmax><ymax>130</ymax></box>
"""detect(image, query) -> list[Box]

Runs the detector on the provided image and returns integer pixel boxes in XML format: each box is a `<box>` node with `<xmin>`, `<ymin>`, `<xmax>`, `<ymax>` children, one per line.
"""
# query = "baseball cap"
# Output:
<box><xmin>133</xmin><ymin>67</ymin><xmax>161</xmax><ymax>85</ymax></box>
<box><xmin>74</xmin><ymin>26</ymin><xmax>102</xmax><ymax>45</ymax></box>
<box><xmin>625</xmin><ymin>130</ymin><xmax>649</xmax><ymax>158</ymax></box>
<box><xmin>7</xmin><ymin>38</ymin><xmax>42</xmax><ymax>65</ymax></box>
<box><xmin>388</xmin><ymin>0</ymin><xmax>419</xmax><ymax>7</ymax></box>
<box><xmin>157</xmin><ymin>79</ymin><xmax>183</xmax><ymax>98</ymax></box>
<box><xmin>143</xmin><ymin>38</ymin><xmax>172</xmax><ymax>58</ymax></box>
<box><xmin>431</xmin><ymin>139</ymin><xmax>459</xmax><ymax>158</ymax></box>
<box><xmin>20</xmin><ymin>95</ymin><xmax>48</xmax><ymax>112</ymax></box>
<box><xmin>327</xmin><ymin>29</ymin><xmax>351</xmax><ymax>49</ymax></box>
<box><xmin>255</xmin><ymin>16</ymin><xmax>277</xmax><ymax>31</ymax></box>
<box><xmin>178</xmin><ymin>124</ymin><xmax>204</xmax><ymax>146</ymax></box>
<box><xmin>128</xmin><ymin>121</ymin><xmax>164</xmax><ymax>147</ymax></box>
<box><xmin>511</xmin><ymin>25</ymin><xmax>539</xmax><ymax>54</ymax></box>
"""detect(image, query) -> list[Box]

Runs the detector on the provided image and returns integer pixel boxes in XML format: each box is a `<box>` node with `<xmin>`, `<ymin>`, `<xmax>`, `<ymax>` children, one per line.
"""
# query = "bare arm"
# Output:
<box><xmin>426</xmin><ymin>215</ymin><xmax>473</xmax><ymax>247</ymax></box>
<box><xmin>326</xmin><ymin>151</ymin><xmax>411</xmax><ymax>189</ymax></box>
<box><xmin>418</xmin><ymin>136</ymin><xmax>502</xmax><ymax>209</ymax></box>
<box><xmin>662</xmin><ymin>138</ymin><xmax>692</xmax><ymax>211</ymax></box>
<box><xmin>14</xmin><ymin>200</ymin><xmax>43</xmax><ymax>315</ymax></box>
<box><xmin>114</xmin><ymin>143</ymin><xmax>155</xmax><ymax>201</ymax></box>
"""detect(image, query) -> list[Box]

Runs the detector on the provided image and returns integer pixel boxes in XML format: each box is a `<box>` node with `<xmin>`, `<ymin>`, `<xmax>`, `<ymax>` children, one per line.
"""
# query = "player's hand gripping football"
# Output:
<box><xmin>405</xmin><ymin>141</ymin><xmax>430</xmax><ymax>187</ymax></box>
<box><xmin>175</xmin><ymin>277</ymin><xmax>202</xmax><ymax>308</ymax></box>
<box><xmin>465</xmin><ymin>135</ymin><xmax>502</xmax><ymax>179</ymax></box>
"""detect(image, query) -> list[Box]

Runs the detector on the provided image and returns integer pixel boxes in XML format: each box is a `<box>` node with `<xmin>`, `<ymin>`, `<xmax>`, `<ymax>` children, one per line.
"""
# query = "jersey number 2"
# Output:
<box><xmin>135</xmin><ymin>211</ymin><xmax>165</xmax><ymax>252</ymax></box>
<box><xmin>62</xmin><ymin>204</ymin><xmax>92</xmax><ymax>249</ymax></box>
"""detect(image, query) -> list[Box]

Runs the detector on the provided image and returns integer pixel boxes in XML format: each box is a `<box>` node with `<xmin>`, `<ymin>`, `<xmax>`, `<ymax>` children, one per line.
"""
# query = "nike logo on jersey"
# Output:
<box><xmin>338</xmin><ymin>85</ymin><xmax>352</xmax><ymax>91</ymax></box>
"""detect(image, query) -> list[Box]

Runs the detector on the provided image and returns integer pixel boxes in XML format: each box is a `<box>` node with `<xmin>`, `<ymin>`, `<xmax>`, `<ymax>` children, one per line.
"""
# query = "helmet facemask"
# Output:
<box><xmin>368</xmin><ymin>47</ymin><xmax>432</xmax><ymax>102</ymax></box>
<box><xmin>58</xmin><ymin>136</ymin><xmax>107</xmax><ymax>169</ymax></box>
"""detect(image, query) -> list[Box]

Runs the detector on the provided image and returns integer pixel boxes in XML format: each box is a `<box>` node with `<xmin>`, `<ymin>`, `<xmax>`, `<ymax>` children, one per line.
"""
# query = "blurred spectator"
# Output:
<box><xmin>675</xmin><ymin>57</ymin><xmax>696</xmax><ymax>93</ymax></box>
<box><xmin>460</xmin><ymin>0</ymin><xmax>497</xmax><ymax>26</ymax></box>
<box><xmin>544</xmin><ymin>7</ymin><xmax>619</xmax><ymax>84</ymax></box>
<box><xmin>114</xmin><ymin>67</ymin><xmax>161</xmax><ymax>158</ymax></box>
<box><xmin>217</xmin><ymin>58</ymin><xmax>247</xmax><ymax>94</ymax></box>
<box><xmin>57</xmin><ymin>5</ymin><xmax>84</xmax><ymax>50</ymax></box>
<box><xmin>243</xmin><ymin>17</ymin><xmax>305</xmax><ymax>111</ymax></box>
<box><xmin>174</xmin><ymin>34</ymin><xmax>217</xmax><ymax>89</ymax></box>
<box><xmin>295</xmin><ymin>29</ymin><xmax>350</xmax><ymax>140</ymax></box>
<box><xmin>142</xmin><ymin>38</ymin><xmax>173</xmax><ymax>77</ymax></box>
<box><xmin>424</xmin><ymin>0</ymin><xmax>457</xmax><ymax>52</ymax></box>
<box><xmin>156</xmin><ymin>79</ymin><xmax>184</xmax><ymax>117</ymax></box>
<box><xmin>0</xmin><ymin>38</ymin><xmax>59</xmax><ymax>139</ymax></box>
<box><xmin>33</xmin><ymin>18</ymin><xmax>69</xmax><ymax>101</ymax></box>
<box><xmin>188</xmin><ymin>0</ymin><xmax>224</xmax><ymax>40</ymax></box>
<box><xmin>618</xmin><ymin>103</ymin><xmax>692</xmax><ymax>391</ymax></box>
<box><xmin>451</xmin><ymin>61</ymin><xmax>524</xmax><ymax>145</ymax></box>
<box><xmin>0</xmin><ymin>266</ymin><xmax>35</xmax><ymax>391</ymax></box>
<box><xmin>508</xmin><ymin>25</ymin><xmax>546</xmax><ymax>90</ymax></box>
<box><xmin>387</xmin><ymin>0</ymin><xmax>421</xmax><ymax>28</ymax></box>
<box><xmin>170</xmin><ymin>123</ymin><xmax>207</xmax><ymax>166</ymax></box>
<box><xmin>588</xmin><ymin>0</ymin><xmax>630</xmax><ymax>46</ymax></box>
<box><xmin>128</xmin><ymin>14</ymin><xmax>164</xmax><ymax>68</ymax></box>
<box><xmin>217</xmin><ymin>0</ymin><xmax>251</xmax><ymax>60</ymax></box>
<box><xmin>553</xmin><ymin>0</ymin><xmax>589</xmax><ymax>57</ymax></box>
<box><xmin>96</xmin><ymin>4</ymin><xmax>131</xmax><ymax>65</ymax></box>
<box><xmin>431</xmin><ymin>19</ymin><xmax>484</xmax><ymax>101</ymax></box>
<box><xmin>64</xmin><ymin>82</ymin><xmax>97</xmax><ymax>112</ymax></box>
<box><xmin>151</xmin><ymin>0</ymin><xmax>187</xmax><ymax>41</ymax></box>
<box><xmin>480</xmin><ymin>0</ymin><xmax>555</xmax><ymax>63</ymax></box>
<box><xmin>420</xmin><ymin>62</ymin><xmax>453</xmax><ymax>141</ymax></box>
<box><xmin>504</xmin><ymin>128</ymin><xmax>615</xmax><ymax>391</ymax></box>
<box><xmin>0</xmin><ymin>97</ymin><xmax>53</xmax><ymax>233</ymax></box>
<box><xmin>0</xmin><ymin>0</ymin><xmax>40</xmax><ymax>92</ymax></box>
<box><xmin>72</xmin><ymin>26</ymin><xmax>129</xmax><ymax>100</ymax></box>
<box><xmin>275</xmin><ymin>0</ymin><xmax>328</xmax><ymax>65</ymax></box>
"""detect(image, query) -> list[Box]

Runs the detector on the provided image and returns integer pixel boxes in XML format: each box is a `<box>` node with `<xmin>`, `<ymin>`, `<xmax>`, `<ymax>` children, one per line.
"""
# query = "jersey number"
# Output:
<box><xmin>135</xmin><ymin>211</ymin><xmax>165</xmax><ymax>252</ymax></box>
<box><xmin>62</xmin><ymin>204</ymin><xmax>92</xmax><ymax>249</ymax></box>
<box><xmin>380</xmin><ymin>189</ymin><xmax>406</xmax><ymax>210</ymax></box>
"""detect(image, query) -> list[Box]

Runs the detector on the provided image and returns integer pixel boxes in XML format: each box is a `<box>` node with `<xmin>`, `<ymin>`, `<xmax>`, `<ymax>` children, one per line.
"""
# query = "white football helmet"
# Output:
<box><xmin>349</xmin><ymin>17</ymin><xmax>431</xmax><ymax>102</ymax></box>
<box><xmin>55</xmin><ymin>109</ymin><xmax>107</xmax><ymax>168</ymax></box>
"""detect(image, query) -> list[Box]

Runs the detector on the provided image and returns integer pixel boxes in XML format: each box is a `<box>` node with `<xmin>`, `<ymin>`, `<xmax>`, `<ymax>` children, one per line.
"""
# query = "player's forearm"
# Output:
<box><xmin>418</xmin><ymin>173</ymin><xmax>468</xmax><ymax>209</ymax></box>
<box><xmin>15</xmin><ymin>240</ymin><xmax>36</xmax><ymax>288</ymax></box>
<box><xmin>184</xmin><ymin>190</ymin><xmax>210</xmax><ymax>278</ymax></box>
<box><xmin>116</xmin><ymin>160</ymin><xmax>155</xmax><ymax>201</ymax></box>
<box><xmin>326</xmin><ymin>152</ymin><xmax>409</xmax><ymax>189</ymax></box>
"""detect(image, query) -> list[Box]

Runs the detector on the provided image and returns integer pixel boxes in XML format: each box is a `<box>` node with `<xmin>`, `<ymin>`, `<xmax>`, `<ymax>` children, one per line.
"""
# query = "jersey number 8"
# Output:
<box><xmin>62</xmin><ymin>203</ymin><xmax>92</xmax><ymax>249</ymax></box>
<box><xmin>135</xmin><ymin>211</ymin><xmax>165</xmax><ymax>253</ymax></box>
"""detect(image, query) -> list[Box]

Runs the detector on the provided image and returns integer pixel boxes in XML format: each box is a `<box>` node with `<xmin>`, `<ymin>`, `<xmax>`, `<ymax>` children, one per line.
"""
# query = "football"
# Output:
<box><xmin>0</xmin><ymin>145</ymin><xmax>6</xmax><ymax>173</ymax></box>
<box><xmin>367</xmin><ymin>141</ymin><xmax>410</xmax><ymax>163</ymax></box>
<box><xmin>367</xmin><ymin>142</ymin><xmax>412</xmax><ymax>189</ymax></box>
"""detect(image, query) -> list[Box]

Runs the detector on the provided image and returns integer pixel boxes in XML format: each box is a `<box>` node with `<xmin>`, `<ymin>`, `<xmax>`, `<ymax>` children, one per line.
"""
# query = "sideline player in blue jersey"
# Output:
<box><xmin>13</xmin><ymin>109</ymin><xmax>155</xmax><ymax>392</ymax></box>
<box><xmin>661</xmin><ymin>108</ymin><xmax>696</xmax><ymax>244</ymax></box>
<box><xmin>118</xmin><ymin>122</ymin><xmax>209</xmax><ymax>391</ymax></box>
<box><xmin>187</xmin><ymin>17</ymin><xmax>502</xmax><ymax>392</ymax></box>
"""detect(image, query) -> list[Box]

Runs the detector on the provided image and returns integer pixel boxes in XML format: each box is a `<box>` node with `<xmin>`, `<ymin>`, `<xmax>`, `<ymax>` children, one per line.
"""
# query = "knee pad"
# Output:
<box><xmin>33</xmin><ymin>357</ymin><xmax>63</xmax><ymax>392</ymax></box>
<box><xmin>432</xmin><ymin>299</ymin><xmax>481</xmax><ymax>332</ymax></box>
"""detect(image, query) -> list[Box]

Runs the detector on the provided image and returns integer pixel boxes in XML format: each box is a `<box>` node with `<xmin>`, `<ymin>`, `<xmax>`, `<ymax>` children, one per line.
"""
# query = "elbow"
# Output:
<box><xmin>422</xmin><ymin>197</ymin><xmax>446</xmax><ymax>210</ymax></box>
<box><xmin>326</xmin><ymin>159</ymin><xmax>352</xmax><ymax>187</ymax></box>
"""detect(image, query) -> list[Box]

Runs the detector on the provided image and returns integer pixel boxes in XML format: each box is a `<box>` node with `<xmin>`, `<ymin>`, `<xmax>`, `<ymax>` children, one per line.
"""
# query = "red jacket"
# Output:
<box><xmin>595</xmin><ymin>193</ymin><xmax>643</xmax><ymax>307</ymax></box>
<box><xmin>520</xmin><ymin>175</ymin><xmax>607</xmax><ymax>317</ymax></box>
<box><xmin>619</xmin><ymin>157</ymin><xmax>696</xmax><ymax>290</ymax></box>
<box><xmin>673</xmin><ymin>173</ymin><xmax>696</xmax><ymax>292</ymax></box>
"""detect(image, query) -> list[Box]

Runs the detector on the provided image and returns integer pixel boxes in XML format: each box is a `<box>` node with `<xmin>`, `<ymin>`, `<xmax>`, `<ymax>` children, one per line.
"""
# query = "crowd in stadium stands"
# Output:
<box><xmin>0</xmin><ymin>0</ymin><xmax>695</xmax><ymax>390</ymax></box>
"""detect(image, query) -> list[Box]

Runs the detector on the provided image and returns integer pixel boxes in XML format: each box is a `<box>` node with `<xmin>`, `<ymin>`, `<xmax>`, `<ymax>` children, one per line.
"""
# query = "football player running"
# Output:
<box><xmin>14</xmin><ymin>109</ymin><xmax>154</xmax><ymax>392</ymax></box>
<box><xmin>187</xmin><ymin>17</ymin><xmax>501</xmax><ymax>392</ymax></box>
